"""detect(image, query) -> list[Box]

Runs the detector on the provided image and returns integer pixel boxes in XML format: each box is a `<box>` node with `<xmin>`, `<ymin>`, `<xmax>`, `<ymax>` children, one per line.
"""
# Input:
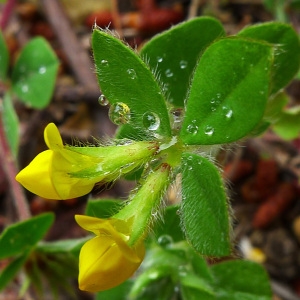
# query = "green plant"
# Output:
<box><xmin>0</xmin><ymin>32</ymin><xmax>59</xmax><ymax>155</ymax></box>
<box><xmin>3</xmin><ymin>16</ymin><xmax>300</xmax><ymax>299</ymax></box>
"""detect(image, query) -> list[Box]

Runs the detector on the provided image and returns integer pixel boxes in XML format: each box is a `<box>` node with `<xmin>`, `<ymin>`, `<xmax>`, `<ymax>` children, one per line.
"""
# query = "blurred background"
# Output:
<box><xmin>1</xmin><ymin>0</ymin><xmax>300</xmax><ymax>299</ymax></box>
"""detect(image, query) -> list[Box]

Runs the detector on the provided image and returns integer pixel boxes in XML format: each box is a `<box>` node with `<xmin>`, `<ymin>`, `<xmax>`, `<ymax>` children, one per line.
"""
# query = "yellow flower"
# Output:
<box><xmin>16</xmin><ymin>123</ymin><xmax>96</xmax><ymax>199</ymax></box>
<box><xmin>75</xmin><ymin>215</ymin><xmax>145</xmax><ymax>292</ymax></box>
<box><xmin>16</xmin><ymin>123</ymin><xmax>158</xmax><ymax>200</ymax></box>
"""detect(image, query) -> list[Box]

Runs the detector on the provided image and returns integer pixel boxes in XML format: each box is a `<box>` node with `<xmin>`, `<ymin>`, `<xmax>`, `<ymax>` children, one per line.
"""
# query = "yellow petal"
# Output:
<box><xmin>75</xmin><ymin>215</ymin><xmax>128</xmax><ymax>235</ymax></box>
<box><xmin>44</xmin><ymin>123</ymin><xmax>63</xmax><ymax>150</ymax></box>
<box><xmin>78</xmin><ymin>235</ymin><xmax>145</xmax><ymax>292</ymax></box>
<box><xmin>49</xmin><ymin>149</ymin><xmax>100</xmax><ymax>199</ymax></box>
<box><xmin>15</xmin><ymin>150</ymin><xmax>61</xmax><ymax>199</ymax></box>
<box><xmin>75</xmin><ymin>215</ymin><xmax>141</xmax><ymax>263</ymax></box>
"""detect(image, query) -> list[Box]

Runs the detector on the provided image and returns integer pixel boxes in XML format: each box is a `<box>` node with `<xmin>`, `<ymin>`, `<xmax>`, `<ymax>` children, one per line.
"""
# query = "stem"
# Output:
<box><xmin>115</xmin><ymin>163</ymin><xmax>171</xmax><ymax>246</ymax></box>
<box><xmin>0</xmin><ymin>109</ymin><xmax>31</xmax><ymax>220</ymax></box>
<box><xmin>0</xmin><ymin>0</ymin><xmax>17</xmax><ymax>30</ymax></box>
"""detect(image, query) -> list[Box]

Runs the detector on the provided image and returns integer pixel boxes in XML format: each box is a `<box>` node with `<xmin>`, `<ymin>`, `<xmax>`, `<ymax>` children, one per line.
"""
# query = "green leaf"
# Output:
<box><xmin>36</xmin><ymin>237</ymin><xmax>88</xmax><ymax>257</ymax></box>
<box><xmin>264</xmin><ymin>91</ymin><xmax>288</xmax><ymax>121</ymax></box>
<box><xmin>2</xmin><ymin>92</ymin><xmax>19</xmax><ymax>157</ymax></box>
<box><xmin>0</xmin><ymin>213</ymin><xmax>54</xmax><ymax>259</ymax></box>
<box><xmin>11</xmin><ymin>37</ymin><xmax>59</xmax><ymax>109</ymax></box>
<box><xmin>273</xmin><ymin>106</ymin><xmax>300</xmax><ymax>139</ymax></box>
<box><xmin>85</xmin><ymin>198</ymin><xmax>124</xmax><ymax>218</ymax></box>
<box><xmin>180</xmin><ymin>273</ymin><xmax>215</xmax><ymax>300</ymax></box>
<box><xmin>180</xmin><ymin>38</ymin><xmax>273</xmax><ymax>145</ymax></box>
<box><xmin>0</xmin><ymin>251</ymin><xmax>30</xmax><ymax>291</ymax></box>
<box><xmin>238</xmin><ymin>22</ymin><xmax>300</xmax><ymax>94</ymax></box>
<box><xmin>96</xmin><ymin>280</ymin><xmax>133</xmax><ymax>300</ymax></box>
<box><xmin>211</xmin><ymin>260</ymin><xmax>272</xmax><ymax>300</ymax></box>
<box><xmin>181</xmin><ymin>153</ymin><xmax>230</xmax><ymax>256</ymax></box>
<box><xmin>140</xmin><ymin>17</ymin><xmax>225</xmax><ymax>108</ymax></box>
<box><xmin>151</xmin><ymin>205</ymin><xmax>184</xmax><ymax>243</ymax></box>
<box><xmin>130</xmin><ymin>265</ymin><xmax>174</xmax><ymax>299</ymax></box>
<box><xmin>132</xmin><ymin>277</ymin><xmax>174</xmax><ymax>300</ymax></box>
<box><xmin>92</xmin><ymin>29</ymin><xmax>171</xmax><ymax>139</ymax></box>
<box><xmin>0</xmin><ymin>31</ymin><xmax>9</xmax><ymax>80</ymax></box>
<box><xmin>187</xmin><ymin>248</ymin><xmax>212</xmax><ymax>281</ymax></box>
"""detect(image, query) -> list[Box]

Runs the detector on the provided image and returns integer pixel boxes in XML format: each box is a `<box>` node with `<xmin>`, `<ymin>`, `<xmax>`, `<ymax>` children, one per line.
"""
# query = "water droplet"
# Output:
<box><xmin>216</xmin><ymin>93</ymin><xmax>221</xmax><ymax>98</ymax></box>
<box><xmin>38</xmin><ymin>66</ymin><xmax>46</xmax><ymax>74</ymax></box>
<box><xmin>186</xmin><ymin>123</ymin><xmax>198</xmax><ymax>135</ymax></box>
<box><xmin>187</xmin><ymin>155</ymin><xmax>193</xmax><ymax>161</ymax></box>
<box><xmin>98</xmin><ymin>94</ymin><xmax>109</xmax><ymax>106</ymax></box>
<box><xmin>21</xmin><ymin>84</ymin><xmax>29</xmax><ymax>93</ymax></box>
<box><xmin>225</xmin><ymin>109</ymin><xmax>233</xmax><ymax>119</ymax></box>
<box><xmin>143</xmin><ymin>112</ymin><xmax>160</xmax><ymax>131</ymax></box>
<box><xmin>222</xmin><ymin>106</ymin><xmax>233</xmax><ymax>120</ymax></box>
<box><xmin>210</xmin><ymin>98</ymin><xmax>216</xmax><ymax>104</ymax></box>
<box><xmin>108</xmin><ymin>102</ymin><xmax>131</xmax><ymax>125</ymax></box>
<box><xmin>157</xmin><ymin>56</ymin><xmax>163</xmax><ymax>63</ymax></box>
<box><xmin>158</xmin><ymin>235</ymin><xmax>173</xmax><ymax>247</ymax></box>
<box><xmin>204</xmin><ymin>125</ymin><xmax>214</xmax><ymax>136</ymax></box>
<box><xmin>101</xmin><ymin>59</ymin><xmax>108</xmax><ymax>66</ymax></box>
<box><xmin>179</xmin><ymin>60</ymin><xmax>188</xmax><ymax>69</ymax></box>
<box><xmin>165</xmin><ymin>69</ymin><xmax>173</xmax><ymax>78</ymax></box>
<box><xmin>127</xmin><ymin>68</ymin><xmax>137</xmax><ymax>79</ymax></box>
<box><xmin>211</xmin><ymin>106</ymin><xmax>217</xmax><ymax>112</ymax></box>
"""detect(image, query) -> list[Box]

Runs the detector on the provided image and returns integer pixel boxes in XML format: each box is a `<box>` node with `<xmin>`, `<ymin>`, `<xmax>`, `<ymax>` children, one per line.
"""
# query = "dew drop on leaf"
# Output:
<box><xmin>108</xmin><ymin>102</ymin><xmax>131</xmax><ymax>125</ymax></box>
<box><xmin>165</xmin><ymin>69</ymin><xmax>173</xmax><ymax>78</ymax></box>
<box><xmin>143</xmin><ymin>112</ymin><xmax>160</xmax><ymax>131</ymax></box>
<box><xmin>222</xmin><ymin>106</ymin><xmax>233</xmax><ymax>120</ymax></box>
<box><xmin>204</xmin><ymin>125</ymin><xmax>214</xmax><ymax>136</ymax></box>
<box><xmin>179</xmin><ymin>60</ymin><xmax>188</xmax><ymax>69</ymax></box>
<box><xmin>98</xmin><ymin>94</ymin><xmax>109</xmax><ymax>106</ymax></box>
<box><xmin>158</xmin><ymin>234</ymin><xmax>173</xmax><ymax>247</ymax></box>
<box><xmin>157</xmin><ymin>56</ymin><xmax>163</xmax><ymax>63</ymax></box>
<box><xmin>101</xmin><ymin>59</ymin><xmax>108</xmax><ymax>66</ymax></box>
<box><xmin>38</xmin><ymin>66</ymin><xmax>46</xmax><ymax>74</ymax></box>
<box><xmin>186</xmin><ymin>123</ymin><xmax>198</xmax><ymax>135</ymax></box>
<box><xmin>21</xmin><ymin>84</ymin><xmax>29</xmax><ymax>93</ymax></box>
<box><xmin>127</xmin><ymin>68</ymin><xmax>137</xmax><ymax>79</ymax></box>
<box><xmin>225</xmin><ymin>109</ymin><xmax>233</xmax><ymax>119</ymax></box>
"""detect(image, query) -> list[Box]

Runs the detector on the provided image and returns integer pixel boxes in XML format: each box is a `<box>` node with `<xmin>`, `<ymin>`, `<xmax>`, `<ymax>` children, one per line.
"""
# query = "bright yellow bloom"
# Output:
<box><xmin>16</xmin><ymin>123</ymin><xmax>158</xmax><ymax>200</ymax></box>
<box><xmin>75</xmin><ymin>215</ymin><xmax>145</xmax><ymax>292</ymax></box>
